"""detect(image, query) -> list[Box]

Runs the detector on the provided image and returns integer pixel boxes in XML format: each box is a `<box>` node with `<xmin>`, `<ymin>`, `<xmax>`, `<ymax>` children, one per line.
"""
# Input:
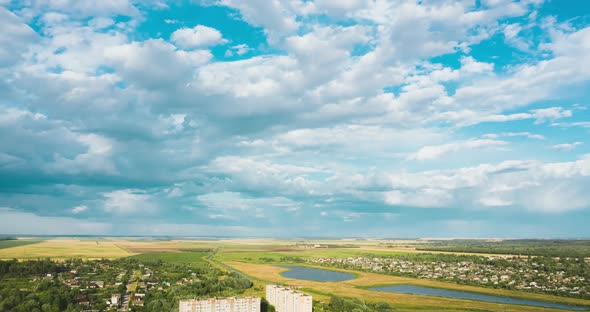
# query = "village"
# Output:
<box><xmin>310</xmin><ymin>255</ymin><xmax>589</xmax><ymax>299</ymax></box>
<box><xmin>38</xmin><ymin>262</ymin><xmax>171</xmax><ymax>310</ymax></box>
<box><xmin>17</xmin><ymin>256</ymin><xmax>252</xmax><ymax>312</ymax></box>
<box><xmin>18</xmin><ymin>257</ymin><xmax>316</xmax><ymax>312</ymax></box>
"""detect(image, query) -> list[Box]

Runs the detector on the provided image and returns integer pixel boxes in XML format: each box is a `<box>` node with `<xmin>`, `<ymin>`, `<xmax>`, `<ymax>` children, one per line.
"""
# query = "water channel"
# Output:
<box><xmin>370</xmin><ymin>284</ymin><xmax>587</xmax><ymax>311</ymax></box>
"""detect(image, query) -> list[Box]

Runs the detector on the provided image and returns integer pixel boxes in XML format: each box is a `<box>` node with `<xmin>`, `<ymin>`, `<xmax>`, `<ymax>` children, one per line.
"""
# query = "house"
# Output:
<box><xmin>111</xmin><ymin>294</ymin><xmax>120</xmax><ymax>307</ymax></box>
<box><xmin>90</xmin><ymin>281</ymin><xmax>105</xmax><ymax>288</ymax></box>
<box><xmin>76</xmin><ymin>293</ymin><xmax>90</xmax><ymax>307</ymax></box>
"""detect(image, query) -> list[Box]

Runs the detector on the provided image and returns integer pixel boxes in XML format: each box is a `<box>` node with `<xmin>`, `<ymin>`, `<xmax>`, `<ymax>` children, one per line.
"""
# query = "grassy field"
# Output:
<box><xmin>0</xmin><ymin>239</ymin><xmax>43</xmax><ymax>250</ymax></box>
<box><xmin>0</xmin><ymin>239</ymin><xmax>133</xmax><ymax>260</ymax></box>
<box><xmin>126</xmin><ymin>251</ymin><xmax>210</xmax><ymax>264</ymax></box>
<box><xmin>222</xmin><ymin>261</ymin><xmax>590</xmax><ymax>312</ymax></box>
<box><xmin>214</xmin><ymin>247</ymin><xmax>409</xmax><ymax>263</ymax></box>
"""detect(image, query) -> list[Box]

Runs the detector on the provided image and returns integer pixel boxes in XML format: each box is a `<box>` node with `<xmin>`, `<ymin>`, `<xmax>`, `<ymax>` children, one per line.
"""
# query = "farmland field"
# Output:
<box><xmin>126</xmin><ymin>251</ymin><xmax>210</xmax><ymax>264</ymax></box>
<box><xmin>0</xmin><ymin>239</ymin><xmax>133</xmax><ymax>260</ymax></box>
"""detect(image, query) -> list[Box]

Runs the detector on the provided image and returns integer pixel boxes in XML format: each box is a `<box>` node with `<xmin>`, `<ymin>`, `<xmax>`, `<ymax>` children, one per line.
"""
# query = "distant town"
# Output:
<box><xmin>311</xmin><ymin>255</ymin><xmax>589</xmax><ymax>298</ymax></box>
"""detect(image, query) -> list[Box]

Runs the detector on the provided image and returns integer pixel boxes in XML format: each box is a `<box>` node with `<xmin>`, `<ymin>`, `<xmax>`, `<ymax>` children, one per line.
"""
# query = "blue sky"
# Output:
<box><xmin>1</xmin><ymin>0</ymin><xmax>589</xmax><ymax>237</ymax></box>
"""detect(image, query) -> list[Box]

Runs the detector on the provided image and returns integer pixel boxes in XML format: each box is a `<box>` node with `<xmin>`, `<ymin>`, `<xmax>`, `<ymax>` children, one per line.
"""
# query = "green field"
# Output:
<box><xmin>126</xmin><ymin>251</ymin><xmax>210</xmax><ymax>264</ymax></box>
<box><xmin>214</xmin><ymin>248</ymin><xmax>406</xmax><ymax>263</ymax></box>
<box><xmin>0</xmin><ymin>240</ymin><xmax>43</xmax><ymax>250</ymax></box>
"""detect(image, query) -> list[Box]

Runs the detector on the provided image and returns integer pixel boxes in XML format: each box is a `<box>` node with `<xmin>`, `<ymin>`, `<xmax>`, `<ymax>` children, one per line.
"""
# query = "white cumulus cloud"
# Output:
<box><xmin>171</xmin><ymin>25</ymin><xmax>228</xmax><ymax>49</ymax></box>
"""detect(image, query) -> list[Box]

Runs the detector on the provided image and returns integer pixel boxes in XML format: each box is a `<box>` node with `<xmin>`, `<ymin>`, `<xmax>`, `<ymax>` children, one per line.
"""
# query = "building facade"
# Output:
<box><xmin>179</xmin><ymin>296</ymin><xmax>261</xmax><ymax>312</ymax></box>
<box><xmin>266</xmin><ymin>285</ymin><xmax>312</xmax><ymax>312</ymax></box>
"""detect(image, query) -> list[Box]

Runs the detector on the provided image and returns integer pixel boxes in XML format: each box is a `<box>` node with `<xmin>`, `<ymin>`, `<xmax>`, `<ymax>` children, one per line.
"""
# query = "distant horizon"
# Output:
<box><xmin>3</xmin><ymin>234</ymin><xmax>590</xmax><ymax>240</ymax></box>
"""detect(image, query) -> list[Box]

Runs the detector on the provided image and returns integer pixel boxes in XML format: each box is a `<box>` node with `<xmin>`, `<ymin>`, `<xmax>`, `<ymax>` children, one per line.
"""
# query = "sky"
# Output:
<box><xmin>0</xmin><ymin>0</ymin><xmax>589</xmax><ymax>238</ymax></box>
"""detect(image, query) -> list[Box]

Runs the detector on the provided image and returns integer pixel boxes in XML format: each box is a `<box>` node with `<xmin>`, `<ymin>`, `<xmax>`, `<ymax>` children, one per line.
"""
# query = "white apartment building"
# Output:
<box><xmin>266</xmin><ymin>285</ymin><xmax>312</xmax><ymax>312</ymax></box>
<box><xmin>179</xmin><ymin>296</ymin><xmax>261</xmax><ymax>312</ymax></box>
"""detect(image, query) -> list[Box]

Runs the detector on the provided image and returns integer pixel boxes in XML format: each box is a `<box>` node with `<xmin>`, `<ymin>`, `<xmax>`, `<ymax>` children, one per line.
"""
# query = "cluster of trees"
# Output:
<box><xmin>313</xmin><ymin>296</ymin><xmax>395</xmax><ymax>312</ymax></box>
<box><xmin>257</xmin><ymin>256</ymin><xmax>306</xmax><ymax>263</ymax></box>
<box><xmin>0</xmin><ymin>259</ymin><xmax>67</xmax><ymax>277</ymax></box>
<box><xmin>0</xmin><ymin>236</ymin><xmax>16</xmax><ymax>241</ymax></box>
<box><xmin>261</xmin><ymin>298</ymin><xmax>276</xmax><ymax>312</ymax></box>
<box><xmin>417</xmin><ymin>239</ymin><xmax>590</xmax><ymax>257</ymax></box>
<box><xmin>0</xmin><ymin>278</ymin><xmax>81</xmax><ymax>312</ymax></box>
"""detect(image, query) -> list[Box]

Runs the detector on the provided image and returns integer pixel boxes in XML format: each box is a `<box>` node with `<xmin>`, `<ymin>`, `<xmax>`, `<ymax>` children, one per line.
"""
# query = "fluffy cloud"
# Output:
<box><xmin>552</xmin><ymin>142</ymin><xmax>583</xmax><ymax>151</ymax></box>
<box><xmin>197</xmin><ymin>192</ymin><xmax>299</xmax><ymax>220</ymax></box>
<box><xmin>25</xmin><ymin>0</ymin><xmax>139</xmax><ymax>17</ymax></box>
<box><xmin>225</xmin><ymin>44</ymin><xmax>251</xmax><ymax>57</ymax></box>
<box><xmin>71</xmin><ymin>205</ymin><xmax>88</xmax><ymax>214</ymax></box>
<box><xmin>313</xmin><ymin>0</ymin><xmax>369</xmax><ymax>16</ymax></box>
<box><xmin>0</xmin><ymin>7</ymin><xmax>37</xmax><ymax>67</ymax></box>
<box><xmin>407</xmin><ymin>139</ymin><xmax>509</xmax><ymax>161</ymax></box>
<box><xmin>217</xmin><ymin>0</ymin><xmax>299</xmax><ymax>41</ymax></box>
<box><xmin>270</xmin><ymin>125</ymin><xmax>445</xmax><ymax>153</ymax></box>
<box><xmin>451</xmin><ymin>25</ymin><xmax>590</xmax><ymax>113</ymax></box>
<box><xmin>193</xmin><ymin>55</ymin><xmax>306</xmax><ymax>115</ymax></box>
<box><xmin>105</xmin><ymin>39</ymin><xmax>212</xmax><ymax>89</ymax></box>
<box><xmin>171</xmin><ymin>25</ymin><xmax>228</xmax><ymax>49</ymax></box>
<box><xmin>443</xmin><ymin>107</ymin><xmax>573</xmax><ymax>127</ymax></box>
<box><xmin>49</xmin><ymin>134</ymin><xmax>117</xmax><ymax>175</ymax></box>
<box><xmin>102</xmin><ymin>189</ymin><xmax>158</xmax><ymax>215</ymax></box>
<box><xmin>337</xmin><ymin>156</ymin><xmax>590</xmax><ymax>213</ymax></box>
<box><xmin>0</xmin><ymin>106</ymin><xmax>118</xmax><ymax>177</ymax></box>
<box><xmin>206</xmin><ymin>156</ymin><xmax>323</xmax><ymax>196</ymax></box>
<box><xmin>483</xmin><ymin>132</ymin><xmax>545</xmax><ymax>140</ymax></box>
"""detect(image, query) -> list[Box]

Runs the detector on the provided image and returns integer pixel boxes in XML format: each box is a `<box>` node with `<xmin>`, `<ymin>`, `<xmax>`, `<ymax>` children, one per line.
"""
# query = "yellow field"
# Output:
<box><xmin>112</xmin><ymin>239</ymin><xmax>214</xmax><ymax>253</ymax></box>
<box><xmin>222</xmin><ymin>261</ymin><xmax>590</xmax><ymax>312</ymax></box>
<box><xmin>0</xmin><ymin>239</ymin><xmax>134</xmax><ymax>260</ymax></box>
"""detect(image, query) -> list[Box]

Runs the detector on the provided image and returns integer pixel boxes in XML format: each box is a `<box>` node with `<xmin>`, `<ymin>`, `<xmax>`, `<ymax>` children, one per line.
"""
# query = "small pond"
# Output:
<box><xmin>369</xmin><ymin>285</ymin><xmax>587</xmax><ymax>311</ymax></box>
<box><xmin>279</xmin><ymin>265</ymin><xmax>355</xmax><ymax>282</ymax></box>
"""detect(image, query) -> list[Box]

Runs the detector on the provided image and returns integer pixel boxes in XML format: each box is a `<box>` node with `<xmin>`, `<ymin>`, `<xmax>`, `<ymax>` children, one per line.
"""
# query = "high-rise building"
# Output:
<box><xmin>266</xmin><ymin>285</ymin><xmax>312</xmax><ymax>312</ymax></box>
<box><xmin>179</xmin><ymin>296</ymin><xmax>261</xmax><ymax>312</ymax></box>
